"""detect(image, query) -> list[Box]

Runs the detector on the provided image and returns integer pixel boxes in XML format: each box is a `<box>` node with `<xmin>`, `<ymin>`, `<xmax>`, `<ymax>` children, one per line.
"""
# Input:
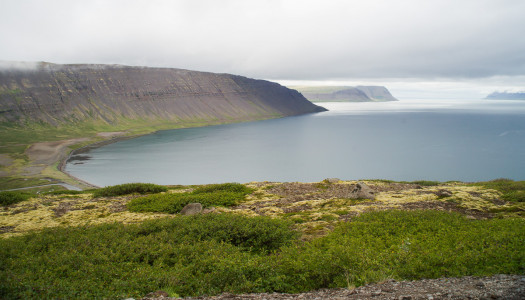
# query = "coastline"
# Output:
<box><xmin>59</xmin><ymin>133</ymin><xmax>152</xmax><ymax>189</ymax></box>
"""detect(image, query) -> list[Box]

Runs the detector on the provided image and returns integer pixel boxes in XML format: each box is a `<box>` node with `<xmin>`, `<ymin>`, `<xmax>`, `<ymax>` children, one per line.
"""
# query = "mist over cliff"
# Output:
<box><xmin>0</xmin><ymin>62</ymin><xmax>325</xmax><ymax>126</ymax></box>
<box><xmin>295</xmin><ymin>86</ymin><xmax>398</xmax><ymax>102</ymax></box>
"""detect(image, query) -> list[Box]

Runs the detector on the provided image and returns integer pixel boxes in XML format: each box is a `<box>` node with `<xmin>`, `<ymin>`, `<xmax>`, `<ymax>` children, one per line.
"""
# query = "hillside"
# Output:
<box><xmin>0</xmin><ymin>62</ymin><xmax>325</xmax><ymax>126</ymax></box>
<box><xmin>0</xmin><ymin>62</ymin><xmax>326</xmax><ymax>189</ymax></box>
<box><xmin>1</xmin><ymin>179</ymin><xmax>524</xmax><ymax>298</ymax></box>
<box><xmin>292</xmin><ymin>85</ymin><xmax>398</xmax><ymax>102</ymax></box>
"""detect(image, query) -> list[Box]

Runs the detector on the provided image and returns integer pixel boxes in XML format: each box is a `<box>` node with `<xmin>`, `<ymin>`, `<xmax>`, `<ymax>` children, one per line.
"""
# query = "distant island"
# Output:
<box><xmin>485</xmin><ymin>91</ymin><xmax>525</xmax><ymax>100</ymax></box>
<box><xmin>290</xmin><ymin>85</ymin><xmax>398</xmax><ymax>102</ymax></box>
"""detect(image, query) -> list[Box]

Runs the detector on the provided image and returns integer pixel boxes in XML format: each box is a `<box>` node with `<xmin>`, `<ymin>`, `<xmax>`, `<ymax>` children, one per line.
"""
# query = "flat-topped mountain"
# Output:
<box><xmin>0</xmin><ymin>62</ymin><xmax>326</xmax><ymax>126</ymax></box>
<box><xmin>485</xmin><ymin>91</ymin><xmax>525</xmax><ymax>100</ymax></box>
<box><xmin>292</xmin><ymin>85</ymin><xmax>398</xmax><ymax>102</ymax></box>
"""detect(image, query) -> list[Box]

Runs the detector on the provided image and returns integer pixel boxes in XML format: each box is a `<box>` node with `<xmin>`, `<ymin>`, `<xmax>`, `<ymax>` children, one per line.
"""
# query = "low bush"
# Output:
<box><xmin>92</xmin><ymin>183</ymin><xmax>167</xmax><ymax>197</ymax></box>
<box><xmin>474</xmin><ymin>179</ymin><xmax>525</xmax><ymax>202</ymax></box>
<box><xmin>128</xmin><ymin>183</ymin><xmax>253</xmax><ymax>213</ymax></box>
<box><xmin>273</xmin><ymin>210</ymin><xmax>525</xmax><ymax>292</ymax></box>
<box><xmin>192</xmin><ymin>182</ymin><xmax>252</xmax><ymax>194</ymax></box>
<box><xmin>0</xmin><ymin>191</ymin><xmax>32</xmax><ymax>206</ymax></box>
<box><xmin>0</xmin><ymin>213</ymin><xmax>296</xmax><ymax>299</ymax></box>
<box><xmin>1</xmin><ymin>210</ymin><xmax>523</xmax><ymax>299</ymax></box>
<box><xmin>409</xmin><ymin>180</ymin><xmax>441</xmax><ymax>186</ymax></box>
<box><xmin>44</xmin><ymin>190</ymin><xmax>85</xmax><ymax>196</ymax></box>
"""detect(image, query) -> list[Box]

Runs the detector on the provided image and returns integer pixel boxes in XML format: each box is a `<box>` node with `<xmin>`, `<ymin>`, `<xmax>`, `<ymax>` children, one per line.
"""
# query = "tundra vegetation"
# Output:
<box><xmin>0</xmin><ymin>180</ymin><xmax>524</xmax><ymax>299</ymax></box>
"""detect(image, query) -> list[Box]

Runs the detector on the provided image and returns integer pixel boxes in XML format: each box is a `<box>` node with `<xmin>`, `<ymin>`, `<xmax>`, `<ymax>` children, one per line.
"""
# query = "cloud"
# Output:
<box><xmin>1</xmin><ymin>0</ymin><xmax>524</xmax><ymax>81</ymax></box>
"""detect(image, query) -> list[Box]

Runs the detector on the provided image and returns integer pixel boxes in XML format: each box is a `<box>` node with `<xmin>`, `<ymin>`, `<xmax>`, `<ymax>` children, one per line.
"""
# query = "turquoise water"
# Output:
<box><xmin>66</xmin><ymin>99</ymin><xmax>525</xmax><ymax>186</ymax></box>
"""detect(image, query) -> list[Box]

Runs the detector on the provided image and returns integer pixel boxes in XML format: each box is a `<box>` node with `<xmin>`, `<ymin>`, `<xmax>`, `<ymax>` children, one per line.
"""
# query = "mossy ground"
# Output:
<box><xmin>1</xmin><ymin>180</ymin><xmax>523</xmax><ymax>299</ymax></box>
<box><xmin>2</xmin><ymin>180</ymin><xmax>523</xmax><ymax>239</ymax></box>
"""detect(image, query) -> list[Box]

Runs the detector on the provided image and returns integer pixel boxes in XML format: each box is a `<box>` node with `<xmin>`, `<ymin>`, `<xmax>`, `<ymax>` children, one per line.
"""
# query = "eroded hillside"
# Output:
<box><xmin>0</xmin><ymin>62</ymin><xmax>325</xmax><ymax>126</ymax></box>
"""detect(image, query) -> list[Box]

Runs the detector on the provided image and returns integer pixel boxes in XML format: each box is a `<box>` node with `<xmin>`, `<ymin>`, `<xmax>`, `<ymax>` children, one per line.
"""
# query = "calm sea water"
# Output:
<box><xmin>66</xmin><ymin>99</ymin><xmax>525</xmax><ymax>186</ymax></box>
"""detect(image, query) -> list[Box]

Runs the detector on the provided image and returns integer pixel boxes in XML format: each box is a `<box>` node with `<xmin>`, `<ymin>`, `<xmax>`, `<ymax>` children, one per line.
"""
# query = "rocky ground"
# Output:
<box><xmin>2</xmin><ymin>180</ymin><xmax>524</xmax><ymax>299</ymax></box>
<box><xmin>141</xmin><ymin>274</ymin><xmax>525</xmax><ymax>300</ymax></box>
<box><xmin>2</xmin><ymin>180</ymin><xmax>523</xmax><ymax>239</ymax></box>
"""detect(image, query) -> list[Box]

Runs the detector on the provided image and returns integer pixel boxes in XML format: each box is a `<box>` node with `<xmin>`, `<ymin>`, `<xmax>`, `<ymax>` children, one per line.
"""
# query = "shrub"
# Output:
<box><xmin>192</xmin><ymin>182</ymin><xmax>252</xmax><ymax>194</ymax></box>
<box><xmin>93</xmin><ymin>183</ymin><xmax>167</xmax><ymax>197</ymax></box>
<box><xmin>128</xmin><ymin>183</ymin><xmax>253</xmax><ymax>213</ymax></box>
<box><xmin>409</xmin><ymin>180</ymin><xmax>441</xmax><ymax>186</ymax></box>
<box><xmin>273</xmin><ymin>210</ymin><xmax>525</xmax><ymax>291</ymax></box>
<box><xmin>44</xmin><ymin>190</ymin><xmax>85</xmax><ymax>196</ymax></box>
<box><xmin>0</xmin><ymin>210</ymin><xmax>522</xmax><ymax>299</ymax></box>
<box><xmin>474</xmin><ymin>179</ymin><xmax>525</xmax><ymax>202</ymax></box>
<box><xmin>0</xmin><ymin>213</ymin><xmax>296</xmax><ymax>299</ymax></box>
<box><xmin>0</xmin><ymin>191</ymin><xmax>32</xmax><ymax>206</ymax></box>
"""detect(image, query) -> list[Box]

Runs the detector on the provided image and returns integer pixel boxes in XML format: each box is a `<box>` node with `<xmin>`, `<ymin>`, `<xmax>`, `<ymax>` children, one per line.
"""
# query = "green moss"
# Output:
<box><xmin>128</xmin><ymin>183</ymin><xmax>254</xmax><ymax>213</ymax></box>
<box><xmin>93</xmin><ymin>183</ymin><xmax>168</xmax><ymax>197</ymax></box>
<box><xmin>473</xmin><ymin>179</ymin><xmax>525</xmax><ymax>202</ymax></box>
<box><xmin>0</xmin><ymin>191</ymin><xmax>32</xmax><ymax>206</ymax></box>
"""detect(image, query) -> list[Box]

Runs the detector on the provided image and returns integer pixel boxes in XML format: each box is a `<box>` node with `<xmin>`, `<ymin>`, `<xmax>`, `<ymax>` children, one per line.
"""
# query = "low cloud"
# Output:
<box><xmin>1</xmin><ymin>0</ymin><xmax>524</xmax><ymax>82</ymax></box>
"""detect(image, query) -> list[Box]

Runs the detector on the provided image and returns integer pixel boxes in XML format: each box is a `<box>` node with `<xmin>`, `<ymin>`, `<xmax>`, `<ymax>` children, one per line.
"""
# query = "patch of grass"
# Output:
<box><xmin>473</xmin><ymin>179</ymin><xmax>525</xmax><ymax>202</ymax></box>
<box><xmin>192</xmin><ymin>182</ymin><xmax>252</xmax><ymax>194</ymax></box>
<box><xmin>0</xmin><ymin>214</ymin><xmax>296</xmax><ymax>298</ymax></box>
<box><xmin>273</xmin><ymin>210</ymin><xmax>525</xmax><ymax>292</ymax></box>
<box><xmin>128</xmin><ymin>183</ymin><xmax>253</xmax><ymax>213</ymax></box>
<box><xmin>0</xmin><ymin>191</ymin><xmax>32</xmax><ymax>206</ymax></box>
<box><xmin>0</xmin><ymin>177</ymin><xmax>59</xmax><ymax>190</ymax></box>
<box><xmin>93</xmin><ymin>183</ymin><xmax>168</xmax><ymax>197</ymax></box>
<box><xmin>409</xmin><ymin>180</ymin><xmax>441</xmax><ymax>186</ymax></box>
<box><xmin>0</xmin><ymin>211</ymin><xmax>523</xmax><ymax>298</ymax></box>
<box><xmin>44</xmin><ymin>190</ymin><xmax>86</xmax><ymax>196</ymax></box>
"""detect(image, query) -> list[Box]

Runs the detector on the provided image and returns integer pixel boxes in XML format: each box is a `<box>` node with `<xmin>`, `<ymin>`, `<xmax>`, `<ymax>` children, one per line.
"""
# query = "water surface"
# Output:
<box><xmin>66</xmin><ymin>99</ymin><xmax>525</xmax><ymax>186</ymax></box>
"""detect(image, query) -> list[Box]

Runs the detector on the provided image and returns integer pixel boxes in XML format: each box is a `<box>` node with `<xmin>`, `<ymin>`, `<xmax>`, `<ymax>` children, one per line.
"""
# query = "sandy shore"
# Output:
<box><xmin>19</xmin><ymin>132</ymin><xmax>131</xmax><ymax>189</ymax></box>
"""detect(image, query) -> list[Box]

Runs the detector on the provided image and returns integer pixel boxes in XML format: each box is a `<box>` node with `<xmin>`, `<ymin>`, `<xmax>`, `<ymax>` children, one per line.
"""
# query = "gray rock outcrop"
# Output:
<box><xmin>180</xmin><ymin>203</ymin><xmax>203</xmax><ymax>215</ymax></box>
<box><xmin>352</xmin><ymin>182</ymin><xmax>376</xmax><ymax>200</ymax></box>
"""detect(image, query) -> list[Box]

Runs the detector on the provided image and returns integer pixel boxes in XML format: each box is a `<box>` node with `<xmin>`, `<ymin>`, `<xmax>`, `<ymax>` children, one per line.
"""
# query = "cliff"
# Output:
<box><xmin>297</xmin><ymin>86</ymin><xmax>398</xmax><ymax>102</ymax></box>
<box><xmin>0</xmin><ymin>62</ymin><xmax>326</xmax><ymax>126</ymax></box>
<box><xmin>485</xmin><ymin>91</ymin><xmax>525</xmax><ymax>100</ymax></box>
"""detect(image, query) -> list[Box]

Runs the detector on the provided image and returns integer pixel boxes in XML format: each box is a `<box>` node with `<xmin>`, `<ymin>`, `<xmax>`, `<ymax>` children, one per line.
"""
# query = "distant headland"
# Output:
<box><xmin>290</xmin><ymin>85</ymin><xmax>398</xmax><ymax>102</ymax></box>
<box><xmin>485</xmin><ymin>91</ymin><xmax>525</xmax><ymax>100</ymax></box>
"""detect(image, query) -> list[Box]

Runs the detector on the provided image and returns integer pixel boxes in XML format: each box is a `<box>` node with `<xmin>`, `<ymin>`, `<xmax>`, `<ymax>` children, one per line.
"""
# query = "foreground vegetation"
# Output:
<box><xmin>127</xmin><ymin>183</ymin><xmax>254</xmax><ymax>213</ymax></box>
<box><xmin>1</xmin><ymin>180</ymin><xmax>524</xmax><ymax>299</ymax></box>
<box><xmin>1</xmin><ymin>210</ymin><xmax>522</xmax><ymax>299</ymax></box>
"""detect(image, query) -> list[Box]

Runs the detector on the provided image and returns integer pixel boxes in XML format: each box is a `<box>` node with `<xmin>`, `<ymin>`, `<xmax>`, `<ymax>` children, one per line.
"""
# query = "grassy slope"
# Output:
<box><xmin>0</xmin><ymin>180</ymin><xmax>524</xmax><ymax>298</ymax></box>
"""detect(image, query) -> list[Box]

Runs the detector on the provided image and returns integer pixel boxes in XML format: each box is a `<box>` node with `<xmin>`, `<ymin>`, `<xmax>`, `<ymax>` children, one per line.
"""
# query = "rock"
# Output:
<box><xmin>352</xmin><ymin>182</ymin><xmax>376</xmax><ymax>200</ymax></box>
<box><xmin>142</xmin><ymin>290</ymin><xmax>169</xmax><ymax>299</ymax></box>
<box><xmin>435</xmin><ymin>189</ymin><xmax>453</xmax><ymax>198</ymax></box>
<box><xmin>180</xmin><ymin>203</ymin><xmax>203</xmax><ymax>215</ymax></box>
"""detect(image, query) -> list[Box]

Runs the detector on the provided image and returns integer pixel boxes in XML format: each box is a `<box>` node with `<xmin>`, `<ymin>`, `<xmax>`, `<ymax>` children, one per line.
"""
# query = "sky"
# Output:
<box><xmin>1</xmin><ymin>0</ymin><xmax>524</xmax><ymax>99</ymax></box>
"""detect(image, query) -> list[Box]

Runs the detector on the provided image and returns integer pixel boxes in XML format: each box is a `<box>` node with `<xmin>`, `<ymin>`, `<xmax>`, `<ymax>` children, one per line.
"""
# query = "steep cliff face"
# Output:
<box><xmin>0</xmin><ymin>62</ymin><xmax>326</xmax><ymax>126</ymax></box>
<box><xmin>299</xmin><ymin>86</ymin><xmax>398</xmax><ymax>102</ymax></box>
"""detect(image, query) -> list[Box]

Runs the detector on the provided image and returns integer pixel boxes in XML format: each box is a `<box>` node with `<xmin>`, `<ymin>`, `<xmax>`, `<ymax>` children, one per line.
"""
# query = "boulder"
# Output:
<box><xmin>352</xmin><ymin>182</ymin><xmax>376</xmax><ymax>200</ymax></box>
<box><xmin>180</xmin><ymin>203</ymin><xmax>203</xmax><ymax>215</ymax></box>
<box><xmin>142</xmin><ymin>290</ymin><xmax>169</xmax><ymax>299</ymax></box>
<box><xmin>435</xmin><ymin>189</ymin><xmax>453</xmax><ymax>198</ymax></box>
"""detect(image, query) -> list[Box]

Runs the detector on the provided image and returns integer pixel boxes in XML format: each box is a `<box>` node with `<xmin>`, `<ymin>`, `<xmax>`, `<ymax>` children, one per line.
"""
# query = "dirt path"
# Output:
<box><xmin>172</xmin><ymin>274</ymin><xmax>525</xmax><ymax>300</ymax></box>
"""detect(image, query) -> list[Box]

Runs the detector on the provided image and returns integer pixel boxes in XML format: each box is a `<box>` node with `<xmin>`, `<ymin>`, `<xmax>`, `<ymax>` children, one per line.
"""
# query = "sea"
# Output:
<box><xmin>65</xmin><ymin>99</ymin><xmax>525</xmax><ymax>186</ymax></box>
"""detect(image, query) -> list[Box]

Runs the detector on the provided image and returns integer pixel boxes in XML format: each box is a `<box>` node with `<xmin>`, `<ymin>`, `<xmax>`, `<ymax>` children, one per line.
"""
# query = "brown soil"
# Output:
<box><xmin>150</xmin><ymin>275</ymin><xmax>525</xmax><ymax>300</ymax></box>
<box><xmin>26</xmin><ymin>138</ymin><xmax>89</xmax><ymax>167</ymax></box>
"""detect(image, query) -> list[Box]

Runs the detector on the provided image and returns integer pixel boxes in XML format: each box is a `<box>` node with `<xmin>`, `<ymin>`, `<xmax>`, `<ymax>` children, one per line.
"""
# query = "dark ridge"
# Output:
<box><xmin>0</xmin><ymin>62</ymin><xmax>326</xmax><ymax>126</ymax></box>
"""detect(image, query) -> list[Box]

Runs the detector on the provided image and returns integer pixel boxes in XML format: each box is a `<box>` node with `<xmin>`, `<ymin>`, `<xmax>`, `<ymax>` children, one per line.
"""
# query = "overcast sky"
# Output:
<box><xmin>1</xmin><ymin>0</ymin><xmax>524</xmax><ymax>98</ymax></box>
